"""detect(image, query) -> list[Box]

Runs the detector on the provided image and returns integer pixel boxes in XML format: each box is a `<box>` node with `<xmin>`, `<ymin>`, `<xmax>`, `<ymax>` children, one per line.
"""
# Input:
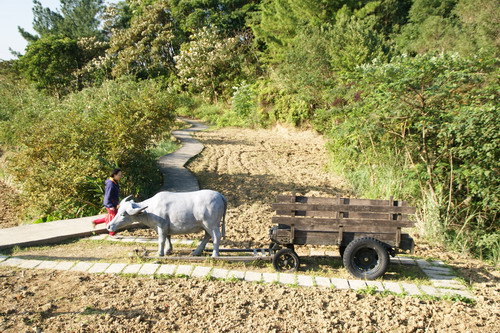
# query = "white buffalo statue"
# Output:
<box><xmin>107</xmin><ymin>190</ymin><xmax>227</xmax><ymax>257</ymax></box>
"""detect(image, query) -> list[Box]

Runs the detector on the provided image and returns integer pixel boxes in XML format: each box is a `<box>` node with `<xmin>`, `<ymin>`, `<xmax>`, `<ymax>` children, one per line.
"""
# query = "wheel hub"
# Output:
<box><xmin>353</xmin><ymin>248</ymin><xmax>379</xmax><ymax>271</ymax></box>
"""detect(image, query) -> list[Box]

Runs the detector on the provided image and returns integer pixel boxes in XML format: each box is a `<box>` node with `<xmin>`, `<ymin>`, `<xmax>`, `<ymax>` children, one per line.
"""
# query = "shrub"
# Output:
<box><xmin>3</xmin><ymin>78</ymin><xmax>176</xmax><ymax>220</ymax></box>
<box><xmin>325</xmin><ymin>53</ymin><xmax>499</xmax><ymax>263</ymax></box>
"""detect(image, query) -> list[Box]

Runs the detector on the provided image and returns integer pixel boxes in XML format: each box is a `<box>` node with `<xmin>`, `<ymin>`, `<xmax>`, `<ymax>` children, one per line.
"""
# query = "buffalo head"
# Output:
<box><xmin>107</xmin><ymin>195</ymin><xmax>148</xmax><ymax>232</ymax></box>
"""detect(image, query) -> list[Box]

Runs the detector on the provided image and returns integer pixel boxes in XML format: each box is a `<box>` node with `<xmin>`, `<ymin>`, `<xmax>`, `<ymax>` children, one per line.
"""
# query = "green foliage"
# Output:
<box><xmin>3</xmin><ymin>78</ymin><xmax>176</xmax><ymax>220</ymax></box>
<box><xmin>327</xmin><ymin>11</ymin><xmax>390</xmax><ymax>72</ymax></box>
<box><xmin>18</xmin><ymin>0</ymin><xmax>105</xmax><ymax>41</ymax></box>
<box><xmin>324</xmin><ymin>53</ymin><xmax>499</xmax><ymax>263</ymax></box>
<box><xmin>18</xmin><ymin>36</ymin><xmax>83</xmax><ymax>97</ymax></box>
<box><xmin>257</xmin><ymin>9</ymin><xmax>391</xmax><ymax>126</ymax></box>
<box><xmin>250</xmin><ymin>0</ymin><xmax>355</xmax><ymax>63</ymax></box>
<box><xmin>175</xmin><ymin>27</ymin><xmax>253</xmax><ymax>103</ymax></box>
<box><xmin>106</xmin><ymin>0</ymin><xmax>180</xmax><ymax>79</ymax></box>
<box><xmin>231</xmin><ymin>81</ymin><xmax>257</xmax><ymax>119</ymax></box>
<box><xmin>170</xmin><ymin>0</ymin><xmax>258</xmax><ymax>36</ymax></box>
<box><xmin>397</xmin><ymin>0</ymin><xmax>499</xmax><ymax>57</ymax></box>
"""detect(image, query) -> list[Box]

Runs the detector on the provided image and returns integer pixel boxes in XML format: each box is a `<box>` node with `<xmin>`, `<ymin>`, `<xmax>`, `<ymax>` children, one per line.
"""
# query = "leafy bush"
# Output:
<box><xmin>3</xmin><ymin>78</ymin><xmax>176</xmax><ymax>221</ymax></box>
<box><xmin>324</xmin><ymin>53</ymin><xmax>499</xmax><ymax>263</ymax></box>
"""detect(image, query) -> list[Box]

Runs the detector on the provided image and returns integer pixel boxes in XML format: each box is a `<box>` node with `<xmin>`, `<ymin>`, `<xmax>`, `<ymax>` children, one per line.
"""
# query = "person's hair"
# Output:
<box><xmin>110</xmin><ymin>168</ymin><xmax>122</xmax><ymax>178</ymax></box>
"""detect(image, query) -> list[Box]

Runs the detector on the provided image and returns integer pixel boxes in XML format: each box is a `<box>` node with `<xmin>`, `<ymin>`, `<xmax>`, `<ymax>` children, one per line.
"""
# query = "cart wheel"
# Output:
<box><xmin>273</xmin><ymin>248</ymin><xmax>300</xmax><ymax>272</ymax></box>
<box><xmin>343</xmin><ymin>237</ymin><xmax>389</xmax><ymax>280</ymax></box>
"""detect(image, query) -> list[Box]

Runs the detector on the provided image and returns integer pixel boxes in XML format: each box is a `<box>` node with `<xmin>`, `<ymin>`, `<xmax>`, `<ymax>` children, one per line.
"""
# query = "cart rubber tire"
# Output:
<box><xmin>343</xmin><ymin>237</ymin><xmax>389</xmax><ymax>280</ymax></box>
<box><xmin>273</xmin><ymin>248</ymin><xmax>300</xmax><ymax>272</ymax></box>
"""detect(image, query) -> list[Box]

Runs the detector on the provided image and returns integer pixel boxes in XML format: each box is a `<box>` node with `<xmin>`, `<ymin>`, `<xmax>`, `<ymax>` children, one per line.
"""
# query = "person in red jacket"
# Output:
<box><xmin>92</xmin><ymin>168</ymin><xmax>122</xmax><ymax>236</ymax></box>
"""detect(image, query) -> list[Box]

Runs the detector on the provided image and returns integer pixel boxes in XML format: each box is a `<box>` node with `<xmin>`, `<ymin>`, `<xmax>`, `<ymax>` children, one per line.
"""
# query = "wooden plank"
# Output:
<box><xmin>272</xmin><ymin>203</ymin><xmax>416</xmax><ymax>214</ymax></box>
<box><xmin>272</xmin><ymin>216</ymin><xmax>414</xmax><ymax>231</ymax></box>
<box><xmin>290</xmin><ymin>231</ymin><xmax>411</xmax><ymax>247</ymax></box>
<box><xmin>293</xmin><ymin>231</ymin><xmax>339</xmax><ymax>246</ymax></box>
<box><xmin>287</xmin><ymin>224</ymin><xmax>399</xmax><ymax>233</ymax></box>
<box><xmin>272</xmin><ymin>216</ymin><xmax>415</xmax><ymax>228</ymax></box>
<box><xmin>293</xmin><ymin>231</ymin><xmax>398</xmax><ymax>246</ymax></box>
<box><xmin>275</xmin><ymin>210</ymin><xmax>412</xmax><ymax>221</ymax></box>
<box><xmin>276</xmin><ymin>195</ymin><xmax>409</xmax><ymax>207</ymax></box>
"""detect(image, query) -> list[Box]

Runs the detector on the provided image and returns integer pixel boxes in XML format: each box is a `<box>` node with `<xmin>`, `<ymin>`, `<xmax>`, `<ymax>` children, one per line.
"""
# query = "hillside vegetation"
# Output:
<box><xmin>0</xmin><ymin>0</ymin><xmax>498</xmax><ymax>264</ymax></box>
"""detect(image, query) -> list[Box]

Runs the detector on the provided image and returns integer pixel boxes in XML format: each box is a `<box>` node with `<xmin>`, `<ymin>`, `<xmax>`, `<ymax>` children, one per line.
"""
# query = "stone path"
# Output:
<box><xmin>77</xmin><ymin>234</ymin><xmax>474</xmax><ymax>299</ymax></box>
<box><xmin>0</xmin><ymin>117</ymin><xmax>206</xmax><ymax>250</ymax></box>
<box><xmin>0</xmin><ymin>249</ymin><xmax>474</xmax><ymax>299</ymax></box>
<box><xmin>158</xmin><ymin>117</ymin><xmax>208</xmax><ymax>192</ymax></box>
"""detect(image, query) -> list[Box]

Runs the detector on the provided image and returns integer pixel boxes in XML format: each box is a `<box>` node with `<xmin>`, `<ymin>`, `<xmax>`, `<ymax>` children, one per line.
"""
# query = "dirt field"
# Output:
<box><xmin>0</xmin><ymin>268</ymin><xmax>497</xmax><ymax>333</ymax></box>
<box><xmin>0</xmin><ymin>125</ymin><xmax>499</xmax><ymax>332</ymax></box>
<box><xmin>188</xmin><ymin>125</ymin><xmax>349</xmax><ymax>248</ymax></box>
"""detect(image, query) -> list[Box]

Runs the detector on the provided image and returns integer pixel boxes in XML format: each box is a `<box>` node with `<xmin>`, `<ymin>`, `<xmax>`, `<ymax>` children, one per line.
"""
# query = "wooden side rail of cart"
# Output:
<box><xmin>268</xmin><ymin>194</ymin><xmax>416</xmax><ymax>280</ymax></box>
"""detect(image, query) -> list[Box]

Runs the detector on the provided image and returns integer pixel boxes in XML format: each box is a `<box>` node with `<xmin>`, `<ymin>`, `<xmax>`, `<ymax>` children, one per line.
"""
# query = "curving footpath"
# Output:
<box><xmin>159</xmin><ymin>117</ymin><xmax>208</xmax><ymax>192</ymax></box>
<box><xmin>0</xmin><ymin>117</ymin><xmax>207</xmax><ymax>250</ymax></box>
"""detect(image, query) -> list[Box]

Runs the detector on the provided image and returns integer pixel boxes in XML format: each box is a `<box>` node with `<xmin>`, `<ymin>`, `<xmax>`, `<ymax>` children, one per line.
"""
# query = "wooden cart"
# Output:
<box><xmin>269</xmin><ymin>194</ymin><xmax>415</xmax><ymax>280</ymax></box>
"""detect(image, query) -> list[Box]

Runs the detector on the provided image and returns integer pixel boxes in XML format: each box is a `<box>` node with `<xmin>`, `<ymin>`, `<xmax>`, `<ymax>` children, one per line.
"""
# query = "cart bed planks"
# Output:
<box><xmin>270</xmin><ymin>194</ymin><xmax>415</xmax><ymax>249</ymax></box>
<box><xmin>269</xmin><ymin>194</ymin><xmax>416</xmax><ymax>279</ymax></box>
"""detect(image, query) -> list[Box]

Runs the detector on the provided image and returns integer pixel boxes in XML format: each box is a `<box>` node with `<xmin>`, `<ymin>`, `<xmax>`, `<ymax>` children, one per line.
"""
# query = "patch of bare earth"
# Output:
<box><xmin>0</xmin><ymin>268</ymin><xmax>498</xmax><ymax>333</ymax></box>
<box><xmin>0</xmin><ymin>126</ymin><xmax>498</xmax><ymax>332</ymax></box>
<box><xmin>187</xmin><ymin>125</ymin><xmax>349</xmax><ymax>248</ymax></box>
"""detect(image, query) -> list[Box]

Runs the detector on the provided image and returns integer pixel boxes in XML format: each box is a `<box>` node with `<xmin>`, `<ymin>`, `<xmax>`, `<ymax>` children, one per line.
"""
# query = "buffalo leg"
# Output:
<box><xmin>211</xmin><ymin>228</ymin><xmax>221</xmax><ymax>257</ymax></box>
<box><xmin>165</xmin><ymin>235</ymin><xmax>173</xmax><ymax>255</ymax></box>
<box><xmin>192</xmin><ymin>231</ymin><xmax>211</xmax><ymax>256</ymax></box>
<box><xmin>157</xmin><ymin>227</ymin><xmax>167</xmax><ymax>256</ymax></box>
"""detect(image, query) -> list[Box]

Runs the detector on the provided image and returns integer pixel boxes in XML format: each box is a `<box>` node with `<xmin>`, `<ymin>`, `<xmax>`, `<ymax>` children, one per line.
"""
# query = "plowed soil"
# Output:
<box><xmin>189</xmin><ymin>125</ymin><xmax>349</xmax><ymax>248</ymax></box>
<box><xmin>0</xmin><ymin>125</ymin><xmax>498</xmax><ymax>332</ymax></box>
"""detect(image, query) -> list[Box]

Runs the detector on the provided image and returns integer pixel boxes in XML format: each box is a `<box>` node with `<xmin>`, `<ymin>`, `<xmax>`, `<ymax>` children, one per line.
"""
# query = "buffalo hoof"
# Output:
<box><xmin>165</xmin><ymin>249</ymin><xmax>172</xmax><ymax>255</ymax></box>
<box><xmin>191</xmin><ymin>250</ymin><xmax>202</xmax><ymax>256</ymax></box>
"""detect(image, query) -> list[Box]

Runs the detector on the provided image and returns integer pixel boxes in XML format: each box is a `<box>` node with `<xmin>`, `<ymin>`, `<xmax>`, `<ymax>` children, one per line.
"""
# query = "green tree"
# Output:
<box><xmin>170</xmin><ymin>0</ymin><xmax>258</xmax><ymax>35</ymax></box>
<box><xmin>452</xmin><ymin>0</ymin><xmax>499</xmax><ymax>56</ymax></box>
<box><xmin>18</xmin><ymin>0</ymin><xmax>105</xmax><ymax>41</ymax></box>
<box><xmin>175</xmin><ymin>27</ymin><xmax>253</xmax><ymax>102</ymax></box>
<box><xmin>327</xmin><ymin>10</ymin><xmax>390</xmax><ymax>72</ymax></box>
<box><xmin>396</xmin><ymin>0</ymin><xmax>499</xmax><ymax>56</ymax></box>
<box><xmin>106</xmin><ymin>0</ymin><xmax>180</xmax><ymax>79</ymax></box>
<box><xmin>18</xmin><ymin>36</ymin><xmax>83</xmax><ymax>97</ymax></box>
<box><xmin>250</xmin><ymin>0</ymin><xmax>362</xmax><ymax>63</ymax></box>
